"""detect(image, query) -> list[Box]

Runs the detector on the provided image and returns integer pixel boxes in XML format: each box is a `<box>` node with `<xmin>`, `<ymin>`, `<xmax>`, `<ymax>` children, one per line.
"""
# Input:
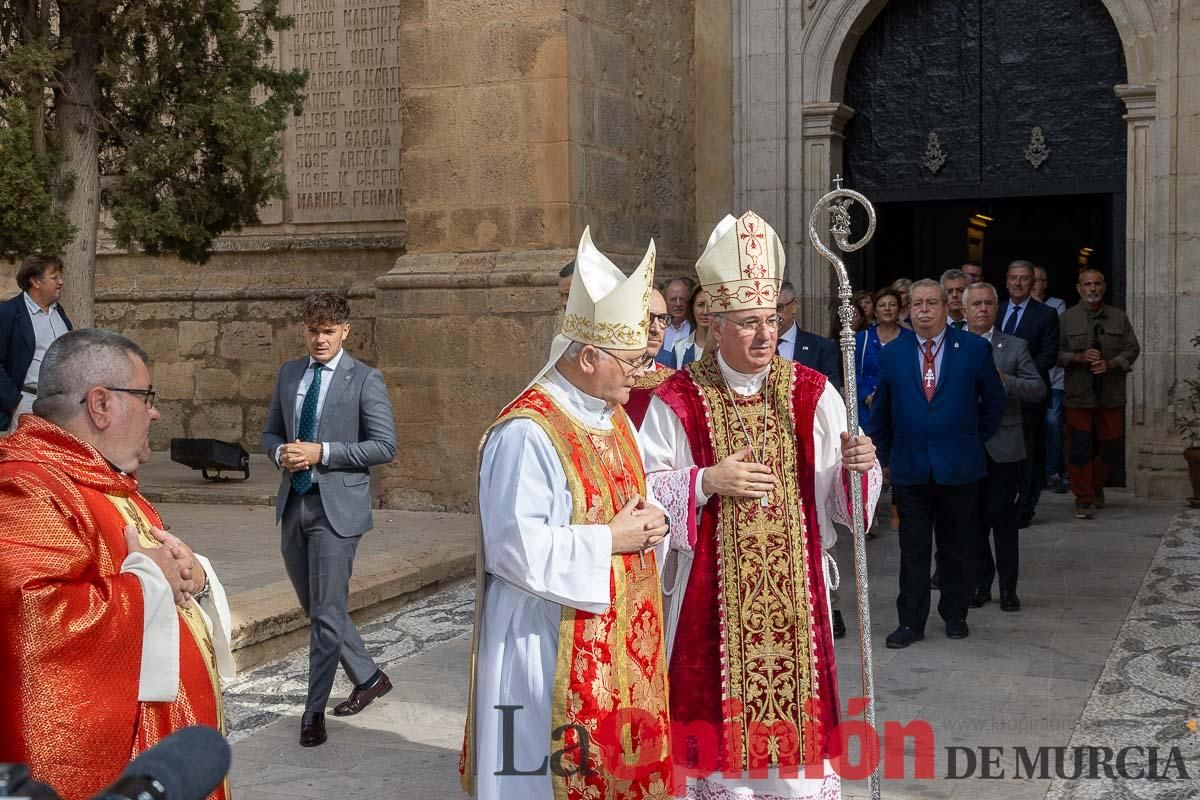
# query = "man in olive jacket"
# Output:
<box><xmin>1057</xmin><ymin>269</ymin><xmax>1140</xmax><ymax>519</ymax></box>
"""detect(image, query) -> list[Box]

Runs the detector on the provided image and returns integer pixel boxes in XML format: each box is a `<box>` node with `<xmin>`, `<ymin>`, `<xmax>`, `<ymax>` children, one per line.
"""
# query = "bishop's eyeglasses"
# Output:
<box><xmin>598</xmin><ymin>349</ymin><xmax>655</xmax><ymax>375</ymax></box>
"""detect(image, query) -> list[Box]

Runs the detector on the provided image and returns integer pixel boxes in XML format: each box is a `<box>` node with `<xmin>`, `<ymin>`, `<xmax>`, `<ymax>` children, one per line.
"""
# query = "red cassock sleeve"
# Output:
<box><xmin>0</xmin><ymin>468</ymin><xmax>151</xmax><ymax>800</ymax></box>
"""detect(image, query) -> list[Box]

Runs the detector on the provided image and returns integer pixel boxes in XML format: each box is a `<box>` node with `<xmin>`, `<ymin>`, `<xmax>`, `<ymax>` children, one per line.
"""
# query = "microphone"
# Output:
<box><xmin>93</xmin><ymin>726</ymin><xmax>231</xmax><ymax>800</ymax></box>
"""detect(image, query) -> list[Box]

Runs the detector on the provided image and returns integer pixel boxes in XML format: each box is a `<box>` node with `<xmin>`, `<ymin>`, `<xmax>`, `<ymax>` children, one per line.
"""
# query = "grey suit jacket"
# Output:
<box><xmin>261</xmin><ymin>352</ymin><xmax>397</xmax><ymax>536</ymax></box>
<box><xmin>985</xmin><ymin>331</ymin><xmax>1045</xmax><ymax>463</ymax></box>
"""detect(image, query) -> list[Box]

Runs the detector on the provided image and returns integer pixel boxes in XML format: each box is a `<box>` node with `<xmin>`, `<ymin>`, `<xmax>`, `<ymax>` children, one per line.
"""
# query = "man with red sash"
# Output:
<box><xmin>0</xmin><ymin>329</ymin><xmax>233</xmax><ymax>800</ymax></box>
<box><xmin>641</xmin><ymin>212</ymin><xmax>881</xmax><ymax>800</ymax></box>
<box><xmin>461</xmin><ymin>229</ymin><xmax>673</xmax><ymax>800</ymax></box>
<box><xmin>626</xmin><ymin>288</ymin><xmax>675</xmax><ymax>427</ymax></box>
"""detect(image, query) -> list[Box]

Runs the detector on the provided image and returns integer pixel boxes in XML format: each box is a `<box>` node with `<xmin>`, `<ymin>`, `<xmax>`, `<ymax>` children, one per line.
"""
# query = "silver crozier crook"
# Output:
<box><xmin>807</xmin><ymin>176</ymin><xmax>882</xmax><ymax>800</ymax></box>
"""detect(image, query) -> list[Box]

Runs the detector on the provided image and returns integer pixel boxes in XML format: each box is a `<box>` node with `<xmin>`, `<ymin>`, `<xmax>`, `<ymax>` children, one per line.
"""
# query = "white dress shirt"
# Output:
<box><xmin>915</xmin><ymin>326</ymin><xmax>949</xmax><ymax>386</ymax></box>
<box><xmin>661</xmin><ymin>319</ymin><xmax>692</xmax><ymax>352</ymax></box>
<box><xmin>22</xmin><ymin>292</ymin><xmax>68</xmax><ymax>389</ymax></box>
<box><xmin>275</xmin><ymin>348</ymin><xmax>343</xmax><ymax>478</ymax></box>
<box><xmin>777</xmin><ymin>322</ymin><xmax>798</xmax><ymax>359</ymax></box>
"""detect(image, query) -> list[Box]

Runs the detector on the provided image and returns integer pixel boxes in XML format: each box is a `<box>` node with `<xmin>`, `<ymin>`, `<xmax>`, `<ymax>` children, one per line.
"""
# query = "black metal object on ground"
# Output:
<box><xmin>170</xmin><ymin>438</ymin><xmax>251</xmax><ymax>481</ymax></box>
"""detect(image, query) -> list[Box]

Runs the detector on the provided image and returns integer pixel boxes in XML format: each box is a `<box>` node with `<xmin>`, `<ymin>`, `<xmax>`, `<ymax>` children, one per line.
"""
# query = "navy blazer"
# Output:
<box><xmin>995</xmin><ymin>297</ymin><xmax>1059</xmax><ymax>389</ymax></box>
<box><xmin>864</xmin><ymin>326</ymin><xmax>1005</xmax><ymax>487</ymax></box>
<box><xmin>0</xmin><ymin>293</ymin><xmax>73</xmax><ymax>424</ymax></box>
<box><xmin>779</xmin><ymin>328</ymin><xmax>843</xmax><ymax>392</ymax></box>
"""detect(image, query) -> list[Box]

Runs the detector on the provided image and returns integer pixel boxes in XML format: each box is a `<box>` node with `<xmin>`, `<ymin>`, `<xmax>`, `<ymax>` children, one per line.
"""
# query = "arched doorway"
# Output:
<box><xmin>838</xmin><ymin>0</ymin><xmax>1128</xmax><ymax>302</ymax></box>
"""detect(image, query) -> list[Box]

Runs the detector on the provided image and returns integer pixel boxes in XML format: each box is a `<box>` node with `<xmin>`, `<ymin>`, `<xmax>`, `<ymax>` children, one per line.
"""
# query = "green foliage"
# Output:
<box><xmin>0</xmin><ymin>0</ymin><xmax>307</xmax><ymax>263</ymax></box>
<box><xmin>1177</xmin><ymin>334</ymin><xmax>1200</xmax><ymax>448</ymax></box>
<box><xmin>0</xmin><ymin>97</ymin><xmax>75</xmax><ymax>256</ymax></box>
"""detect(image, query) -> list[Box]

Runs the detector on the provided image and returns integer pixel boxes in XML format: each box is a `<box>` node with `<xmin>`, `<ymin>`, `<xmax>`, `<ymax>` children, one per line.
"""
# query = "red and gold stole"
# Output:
<box><xmin>657</xmin><ymin>354</ymin><xmax>840</xmax><ymax>774</ymax></box>
<box><xmin>462</xmin><ymin>385</ymin><xmax>673</xmax><ymax>800</ymax></box>
<box><xmin>625</xmin><ymin>365</ymin><xmax>675</xmax><ymax>428</ymax></box>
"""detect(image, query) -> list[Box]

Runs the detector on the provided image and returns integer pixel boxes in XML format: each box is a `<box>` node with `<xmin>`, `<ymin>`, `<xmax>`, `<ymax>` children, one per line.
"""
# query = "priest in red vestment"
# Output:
<box><xmin>626</xmin><ymin>288</ymin><xmax>675</xmax><ymax>427</ymax></box>
<box><xmin>0</xmin><ymin>329</ymin><xmax>233</xmax><ymax>800</ymax></box>
<box><xmin>640</xmin><ymin>212</ymin><xmax>882</xmax><ymax>800</ymax></box>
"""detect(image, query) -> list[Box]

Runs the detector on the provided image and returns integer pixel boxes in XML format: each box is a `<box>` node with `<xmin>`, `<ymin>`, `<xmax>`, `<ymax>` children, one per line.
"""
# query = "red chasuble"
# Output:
<box><xmin>461</xmin><ymin>386</ymin><xmax>673</xmax><ymax>800</ymax></box>
<box><xmin>0</xmin><ymin>416</ymin><xmax>228</xmax><ymax>800</ymax></box>
<box><xmin>654</xmin><ymin>354</ymin><xmax>841</xmax><ymax>776</ymax></box>
<box><xmin>626</xmin><ymin>364</ymin><xmax>675</xmax><ymax>428</ymax></box>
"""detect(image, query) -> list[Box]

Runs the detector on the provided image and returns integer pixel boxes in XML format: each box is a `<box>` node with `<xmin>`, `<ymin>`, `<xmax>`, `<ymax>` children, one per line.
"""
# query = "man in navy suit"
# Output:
<box><xmin>0</xmin><ymin>255</ymin><xmax>73</xmax><ymax>432</ymax></box>
<box><xmin>776</xmin><ymin>281</ymin><xmax>843</xmax><ymax>392</ymax></box>
<box><xmin>995</xmin><ymin>260</ymin><xmax>1059</xmax><ymax>527</ymax></box>
<box><xmin>866</xmin><ymin>279</ymin><xmax>1005</xmax><ymax>647</ymax></box>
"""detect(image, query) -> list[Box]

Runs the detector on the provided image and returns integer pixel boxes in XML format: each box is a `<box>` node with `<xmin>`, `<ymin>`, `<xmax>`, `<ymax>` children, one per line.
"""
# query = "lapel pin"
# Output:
<box><xmin>953</xmin><ymin>342</ymin><xmax>960</xmax><ymax>349</ymax></box>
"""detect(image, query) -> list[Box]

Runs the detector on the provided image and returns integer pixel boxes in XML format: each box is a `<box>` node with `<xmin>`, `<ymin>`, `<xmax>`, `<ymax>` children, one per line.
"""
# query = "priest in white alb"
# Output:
<box><xmin>461</xmin><ymin>229</ymin><xmax>675</xmax><ymax>800</ymax></box>
<box><xmin>640</xmin><ymin>211</ymin><xmax>882</xmax><ymax>800</ymax></box>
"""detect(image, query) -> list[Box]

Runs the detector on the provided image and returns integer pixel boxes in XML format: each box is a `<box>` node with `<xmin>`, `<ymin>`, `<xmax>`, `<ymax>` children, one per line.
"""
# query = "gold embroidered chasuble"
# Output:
<box><xmin>662</xmin><ymin>356</ymin><xmax>838</xmax><ymax>774</ymax></box>
<box><xmin>461</xmin><ymin>386</ymin><xmax>673</xmax><ymax>800</ymax></box>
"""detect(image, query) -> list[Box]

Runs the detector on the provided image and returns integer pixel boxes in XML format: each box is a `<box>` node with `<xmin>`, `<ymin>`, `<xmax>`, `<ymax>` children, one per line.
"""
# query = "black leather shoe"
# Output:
<box><xmin>885</xmin><ymin>626</ymin><xmax>924</xmax><ymax>649</ymax></box>
<box><xmin>969</xmin><ymin>587</ymin><xmax>992</xmax><ymax>608</ymax></box>
<box><xmin>832</xmin><ymin>610</ymin><xmax>846</xmax><ymax>639</ymax></box>
<box><xmin>1000</xmin><ymin>591</ymin><xmax>1021</xmax><ymax>612</ymax></box>
<box><xmin>333</xmin><ymin>671</ymin><xmax>393</xmax><ymax>717</ymax></box>
<box><xmin>945</xmin><ymin>618</ymin><xmax>970</xmax><ymax>639</ymax></box>
<box><xmin>1018</xmin><ymin>512</ymin><xmax>1035</xmax><ymax>529</ymax></box>
<box><xmin>300</xmin><ymin>711</ymin><xmax>327</xmax><ymax>747</ymax></box>
<box><xmin>930</xmin><ymin>569</ymin><xmax>941</xmax><ymax>590</ymax></box>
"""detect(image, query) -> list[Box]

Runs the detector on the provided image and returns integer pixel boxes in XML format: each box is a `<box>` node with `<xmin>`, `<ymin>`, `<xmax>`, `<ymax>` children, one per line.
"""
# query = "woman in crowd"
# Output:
<box><xmin>852</xmin><ymin>289</ymin><xmax>875</xmax><ymax>331</ymax></box>
<box><xmin>891</xmin><ymin>278</ymin><xmax>913</xmax><ymax>329</ymax></box>
<box><xmin>854</xmin><ymin>287</ymin><xmax>913</xmax><ymax>428</ymax></box>
<box><xmin>670</xmin><ymin>284</ymin><xmax>712</xmax><ymax>368</ymax></box>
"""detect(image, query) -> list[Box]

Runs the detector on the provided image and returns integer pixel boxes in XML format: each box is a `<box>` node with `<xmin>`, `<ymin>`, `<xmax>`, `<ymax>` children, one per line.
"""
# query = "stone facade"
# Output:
<box><xmin>69</xmin><ymin>0</ymin><xmax>1194</xmax><ymax>506</ymax></box>
<box><xmin>717</xmin><ymin>0</ymin><xmax>1198</xmax><ymax>499</ymax></box>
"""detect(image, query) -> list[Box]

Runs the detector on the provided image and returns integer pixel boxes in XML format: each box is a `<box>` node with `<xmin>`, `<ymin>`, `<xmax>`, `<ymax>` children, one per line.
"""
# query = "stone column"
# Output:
<box><xmin>798</xmin><ymin>102</ymin><xmax>854</xmax><ymax>333</ymax></box>
<box><xmin>1116</xmin><ymin>83</ymin><xmax>1186</xmax><ymax>497</ymax></box>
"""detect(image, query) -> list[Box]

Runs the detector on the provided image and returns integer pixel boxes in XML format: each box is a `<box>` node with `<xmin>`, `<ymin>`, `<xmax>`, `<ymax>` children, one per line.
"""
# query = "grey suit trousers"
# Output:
<box><xmin>281</xmin><ymin>489</ymin><xmax>377</xmax><ymax>713</ymax></box>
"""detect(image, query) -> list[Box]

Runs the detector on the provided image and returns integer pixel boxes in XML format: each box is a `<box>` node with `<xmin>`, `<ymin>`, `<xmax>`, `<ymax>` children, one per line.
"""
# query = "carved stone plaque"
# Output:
<box><xmin>283</xmin><ymin>0</ymin><xmax>403</xmax><ymax>225</ymax></box>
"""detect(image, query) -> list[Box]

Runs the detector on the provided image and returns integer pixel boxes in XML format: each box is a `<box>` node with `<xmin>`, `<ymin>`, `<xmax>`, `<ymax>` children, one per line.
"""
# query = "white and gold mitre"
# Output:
<box><xmin>529</xmin><ymin>228</ymin><xmax>656</xmax><ymax>389</ymax></box>
<box><xmin>562</xmin><ymin>226</ymin><xmax>656</xmax><ymax>349</ymax></box>
<box><xmin>696</xmin><ymin>210</ymin><xmax>784</xmax><ymax>313</ymax></box>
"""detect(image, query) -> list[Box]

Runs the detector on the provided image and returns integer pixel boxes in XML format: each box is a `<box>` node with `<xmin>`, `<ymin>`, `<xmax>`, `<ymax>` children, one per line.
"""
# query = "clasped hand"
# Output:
<box><xmin>609</xmin><ymin>494</ymin><xmax>669</xmax><ymax>555</ymax></box>
<box><xmin>280</xmin><ymin>439</ymin><xmax>323</xmax><ymax>473</ymax></box>
<box><xmin>124</xmin><ymin>524</ymin><xmax>207</xmax><ymax>607</ymax></box>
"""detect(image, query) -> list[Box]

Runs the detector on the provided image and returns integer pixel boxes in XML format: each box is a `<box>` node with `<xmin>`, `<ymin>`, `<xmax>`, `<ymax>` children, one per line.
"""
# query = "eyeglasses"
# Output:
<box><xmin>715</xmin><ymin>314</ymin><xmax>782</xmax><ymax>333</ymax></box>
<box><xmin>81</xmin><ymin>386</ymin><xmax>157</xmax><ymax>409</ymax></box>
<box><xmin>648</xmin><ymin>313</ymin><xmax>671</xmax><ymax>327</ymax></box>
<box><xmin>598</xmin><ymin>349</ymin><xmax>655</xmax><ymax>375</ymax></box>
<box><xmin>775</xmin><ymin>298</ymin><xmax>797</xmax><ymax>312</ymax></box>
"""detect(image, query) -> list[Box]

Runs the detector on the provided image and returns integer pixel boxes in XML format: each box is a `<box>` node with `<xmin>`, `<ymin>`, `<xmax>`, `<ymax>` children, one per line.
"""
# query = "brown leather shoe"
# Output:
<box><xmin>300</xmin><ymin>711</ymin><xmax>327</xmax><ymax>747</ymax></box>
<box><xmin>333</xmin><ymin>672</ymin><xmax>392</xmax><ymax>717</ymax></box>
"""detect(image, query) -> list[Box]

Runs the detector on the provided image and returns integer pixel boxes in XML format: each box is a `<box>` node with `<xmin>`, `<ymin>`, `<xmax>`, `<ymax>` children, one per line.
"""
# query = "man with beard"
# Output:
<box><xmin>626</xmin><ymin>288</ymin><xmax>674</xmax><ymax>427</ymax></box>
<box><xmin>1057</xmin><ymin>270</ymin><xmax>1140</xmax><ymax>519</ymax></box>
<box><xmin>640</xmin><ymin>211</ymin><xmax>880</xmax><ymax>800</ymax></box>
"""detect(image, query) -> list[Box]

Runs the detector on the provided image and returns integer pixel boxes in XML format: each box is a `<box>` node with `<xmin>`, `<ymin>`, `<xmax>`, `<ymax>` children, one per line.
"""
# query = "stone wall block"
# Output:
<box><xmin>468</xmin><ymin>317</ymin><xmax>529</xmax><ymax>369</ymax></box>
<box><xmin>150</xmin><ymin>401</ymin><xmax>187</xmax><ymax>451</ymax></box>
<box><xmin>195</xmin><ymin>368</ymin><xmax>240</xmax><ymax>401</ymax></box>
<box><xmin>403</xmin><ymin>89</ymin><xmax>464</xmax><ymax>150</ymax></box>
<box><xmin>476</xmin><ymin>17</ymin><xmax>566</xmax><ymax>83</ymax></box>
<box><xmin>448</xmin><ymin>207</ymin><xmax>513</xmax><ymax>251</ymax></box>
<box><xmin>402</xmin><ymin>151</ymin><xmax>470</xmax><ymax>209</ymax></box>
<box><xmin>466</xmin><ymin>85</ymin><xmax>523</xmax><ymax>146</ymax></box>
<box><xmin>524</xmin><ymin>79</ymin><xmax>570</xmax><ymax>143</ymax></box>
<box><xmin>178</xmin><ymin>321</ymin><xmax>220</xmax><ymax>357</ymax></box>
<box><xmin>376</xmin><ymin>316</ymin><xmax>463</xmax><ymax>367</ymax></box>
<box><xmin>239</xmin><ymin>362</ymin><xmax>280</xmax><ymax>401</ymax></box>
<box><xmin>595</xmin><ymin>92</ymin><xmax>635</xmax><ymax>151</ymax></box>
<box><xmin>513</xmin><ymin>205</ymin><xmax>547</xmax><ymax>246</ymax></box>
<box><xmin>191</xmin><ymin>301</ymin><xmax>244</xmax><ymax>322</ymax></box>
<box><xmin>134</xmin><ymin>301</ymin><xmax>193</xmax><ymax>323</ymax></box>
<box><xmin>155</xmin><ymin>362</ymin><xmax>197</xmax><ymax>401</ymax></box>
<box><xmin>188</xmin><ymin>402</ymin><xmax>244</xmax><ymax>443</ymax></box>
<box><xmin>243</xmin><ymin>405</ymin><xmax>269</xmax><ymax>450</ymax></box>
<box><xmin>405</xmin><ymin>209</ymin><xmax>450</xmax><ymax>250</ymax></box>
<box><xmin>218</xmin><ymin>321</ymin><xmax>275</xmax><ymax>362</ymax></box>
<box><xmin>96</xmin><ymin>302</ymin><xmax>133</xmax><ymax>324</ymax></box>
<box><xmin>587</xmin><ymin>150</ymin><xmax>629</xmax><ymax>202</ymax></box>
<box><xmin>129</xmin><ymin>326</ymin><xmax>181</xmax><ymax>363</ymax></box>
<box><xmin>590</xmin><ymin>26</ymin><xmax>628</xmax><ymax>91</ymax></box>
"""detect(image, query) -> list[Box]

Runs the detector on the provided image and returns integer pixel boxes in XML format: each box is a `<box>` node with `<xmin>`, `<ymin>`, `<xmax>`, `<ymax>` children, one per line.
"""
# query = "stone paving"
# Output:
<box><xmin>223</xmin><ymin>491</ymin><xmax>1195</xmax><ymax>799</ymax></box>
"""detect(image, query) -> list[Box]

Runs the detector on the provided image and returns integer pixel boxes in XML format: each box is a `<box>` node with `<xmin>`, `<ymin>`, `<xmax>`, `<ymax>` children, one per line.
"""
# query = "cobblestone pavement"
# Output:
<box><xmin>226</xmin><ymin>492</ymin><xmax>1193</xmax><ymax>800</ymax></box>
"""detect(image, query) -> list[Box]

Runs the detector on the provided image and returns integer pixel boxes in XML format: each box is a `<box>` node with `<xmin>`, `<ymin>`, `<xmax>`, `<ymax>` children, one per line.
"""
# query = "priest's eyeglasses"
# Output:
<box><xmin>81</xmin><ymin>386</ymin><xmax>157</xmax><ymax>409</ymax></box>
<box><xmin>598</xmin><ymin>349</ymin><xmax>655</xmax><ymax>375</ymax></box>
<box><xmin>715</xmin><ymin>314</ymin><xmax>783</xmax><ymax>333</ymax></box>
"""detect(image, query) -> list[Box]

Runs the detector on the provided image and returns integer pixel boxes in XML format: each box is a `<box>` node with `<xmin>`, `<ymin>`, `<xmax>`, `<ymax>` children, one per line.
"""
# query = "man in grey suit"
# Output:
<box><xmin>965</xmin><ymin>282</ymin><xmax>1044</xmax><ymax>612</ymax></box>
<box><xmin>262</xmin><ymin>292</ymin><xmax>398</xmax><ymax>747</ymax></box>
